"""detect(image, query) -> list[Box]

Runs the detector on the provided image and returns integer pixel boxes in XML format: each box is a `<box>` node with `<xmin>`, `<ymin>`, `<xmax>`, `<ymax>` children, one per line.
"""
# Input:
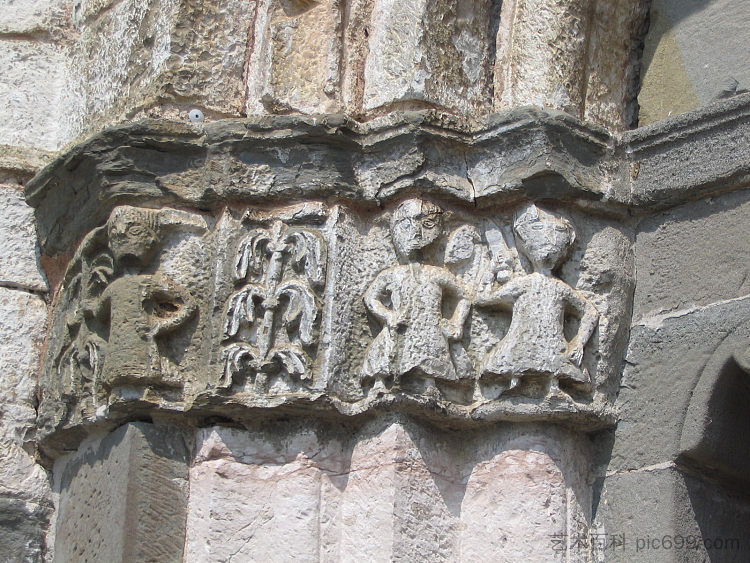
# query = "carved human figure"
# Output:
<box><xmin>96</xmin><ymin>207</ymin><xmax>197</xmax><ymax>388</ymax></box>
<box><xmin>362</xmin><ymin>199</ymin><xmax>470</xmax><ymax>391</ymax></box>
<box><xmin>477</xmin><ymin>203</ymin><xmax>598</xmax><ymax>391</ymax></box>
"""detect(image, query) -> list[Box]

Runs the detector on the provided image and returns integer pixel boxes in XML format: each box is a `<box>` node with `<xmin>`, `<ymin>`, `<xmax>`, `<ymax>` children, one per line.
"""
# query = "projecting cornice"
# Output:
<box><xmin>27</xmin><ymin>95</ymin><xmax>750</xmax><ymax>256</ymax></box>
<box><xmin>27</xmin><ymin>107</ymin><xmax>618</xmax><ymax>256</ymax></box>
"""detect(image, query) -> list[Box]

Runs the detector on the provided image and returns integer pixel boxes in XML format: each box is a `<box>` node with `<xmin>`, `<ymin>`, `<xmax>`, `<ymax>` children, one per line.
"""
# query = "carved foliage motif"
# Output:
<box><xmin>220</xmin><ymin>219</ymin><xmax>327</xmax><ymax>390</ymax></box>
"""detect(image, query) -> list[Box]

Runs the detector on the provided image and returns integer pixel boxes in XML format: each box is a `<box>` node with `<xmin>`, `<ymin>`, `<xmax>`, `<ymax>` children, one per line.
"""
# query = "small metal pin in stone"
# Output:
<box><xmin>188</xmin><ymin>108</ymin><xmax>204</xmax><ymax>123</ymax></box>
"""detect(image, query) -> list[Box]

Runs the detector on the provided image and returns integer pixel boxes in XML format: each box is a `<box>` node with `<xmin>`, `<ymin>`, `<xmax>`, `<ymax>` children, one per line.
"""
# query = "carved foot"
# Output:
<box><xmin>548</xmin><ymin>378</ymin><xmax>560</xmax><ymax>396</ymax></box>
<box><xmin>423</xmin><ymin>377</ymin><xmax>441</xmax><ymax>401</ymax></box>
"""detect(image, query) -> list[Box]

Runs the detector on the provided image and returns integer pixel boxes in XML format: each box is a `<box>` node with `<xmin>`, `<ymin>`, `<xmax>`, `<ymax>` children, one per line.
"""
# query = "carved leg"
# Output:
<box><xmin>254</xmin><ymin>372</ymin><xmax>269</xmax><ymax>394</ymax></box>
<box><xmin>424</xmin><ymin>377</ymin><xmax>441</xmax><ymax>400</ymax></box>
<box><xmin>371</xmin><ymin>376</ymin><xmax>387</xmax><ymax>395</ymax></box>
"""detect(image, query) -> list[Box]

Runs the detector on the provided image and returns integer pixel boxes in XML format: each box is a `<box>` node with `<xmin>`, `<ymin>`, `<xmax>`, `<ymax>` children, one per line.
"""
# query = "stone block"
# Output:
<box><xmin>625</xmin><ymin>94</ymin><xmax>750</xmax><ymax>210</ymax></box>
<box><xmin>362</xmin><ymin>0</ymin><xmax>498</xmax><ymax>114</ymax></box>
<box><xmin>0</xmin><ymin>40</ymin><xmax>67</xmax><ymax>151</ymax></box>
<box><xmin>167</xmin><ymin>0</ymin><xmax>257</xmax><ymax>114</ymax></box>
<box><xmin>496</xmin><ymin>0</ymin><xmax>591</xmax><ymax>117</ymax></box>
<box><xmin>0</xmin><ymin>187</ymin><xmax>47</xmax><ymax>291</ymax></box>
<box><xmin>64</xmin><ymin>0</ymin><xmax>178</xmax><ymax>140</ymax></box>
<box><xmin>185</xmin><ymin>425</ymin><xmax>348</xmax><ymax>562</ymax></box>
<box><xmin>583</xmin><ymin>1</ymin><xmax>648</xmax><ymax>130</ymax></box>
<box><xmin>248</xmin><ymin>0</ymin><xmax>343</xmax><ymax>114</ymax></box>
<box><xmin>595</xmin><ymin>466</ymin><xmax>750</xmax><ymax>562</ymax></box>
<box><xmin>639</xmin><ymin>0</ymin><xmax>750</xmax><ymax>125</ymax></box>
<box><xmin>613</xmin><ymin>295</ymin><xmax>750</xmax><ymax>473</ymax></box>
<box><xmin>53</xmin><ymin>422</ymin><xmax>190</xmax><ymax>562</ymax></box>
<box><xmin>633</xmin><ymin>189</ymin><xmax>750</xmax><ymax>321</ymax></box>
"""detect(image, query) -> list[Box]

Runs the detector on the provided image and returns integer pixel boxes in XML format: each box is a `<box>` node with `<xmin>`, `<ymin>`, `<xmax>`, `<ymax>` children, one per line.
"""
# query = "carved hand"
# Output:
<box><xmin>388</xmin><ymin>309</ymin><xmax>408</xmax><ymax>329</ymax></box>
<box><xmin>567</xmin><ymin>342</ymin><xmax>584</xmax><ymax>366</ymax></box>
<box><xmin>440</xmin><ymin>318</ymin><xmax>461</xmax><ymax>340</ymax></box>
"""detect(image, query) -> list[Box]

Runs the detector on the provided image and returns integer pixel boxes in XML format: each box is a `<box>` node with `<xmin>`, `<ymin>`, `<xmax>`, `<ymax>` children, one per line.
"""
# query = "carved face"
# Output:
<box><xmin>514</xmin><ymin>204</ymin><xmax>574</xmax><ymax>271</ymax></box>
<box><xmin>108</xmin><ymin>217</ymin><xmax>158</xmax><ymax>267</ymax></box>
<box><xmin>391</xmin><ymin>199</ymin><xmax>443</xmax><ymax>258</ymax></box>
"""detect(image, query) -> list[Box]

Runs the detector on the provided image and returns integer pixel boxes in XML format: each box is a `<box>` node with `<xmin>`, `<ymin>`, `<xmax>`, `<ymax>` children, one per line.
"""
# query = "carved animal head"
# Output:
<box><xmin>106</xmin><ymin>206</ymin><xmax>160</xmax><ymax>268</ymax></box>
<box><xmin>513</xmin><ymin>203</ymin><xmax>575</xmax><ymax>272</ymax></box>
<box><xmin>391</xmin><ymin>198</ymin><xmax>443</xmax><ymax>259</ymax></box>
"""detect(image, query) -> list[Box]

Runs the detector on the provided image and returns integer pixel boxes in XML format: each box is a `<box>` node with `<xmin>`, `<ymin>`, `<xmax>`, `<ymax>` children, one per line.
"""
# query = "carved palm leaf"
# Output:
<box><xmin>62</xmin><ymin>272</ymin><xmax>83</xmax><ymax>330</ymax></box>
<box><xmin>275</xmin><ymin>281</ymin><xmax>318</xmax><ymax>346</ymax></box>
<box><xmin>58</xmin><ymin>344</ymin><xmax>80</xmax><ymax>397</ymax></box>
<box><xmin>223</xmin><ymin>284</ymin><xmax>266</xmax><ymax>338</ymax></box>
<box><xmin>85</xmin><ymin>252</ymin><xmax>114</xmax><ymax>298</ymax></box>
<box><xmin>285</xmin><ymin>229</ymin><xmax>326</xmax><ymax>287</ymax></box>
<box><xmin>83</xmin><ymin>335</ymin><xmax>105</xmax><ymax>376</ymax></box>
<box><xmin>269</xmin><ymin>346</ymin><xmax>309</xmax><ymax>379</ymax></box>
<box><xmin>235</xmin><ymin>229</ymin><xmax>272</xmax><ymax>282</ymax></box>
<box><xmin>220</xmin><ymin>343</ymin><xmax>260</xmax><ymax>387</ymax></box>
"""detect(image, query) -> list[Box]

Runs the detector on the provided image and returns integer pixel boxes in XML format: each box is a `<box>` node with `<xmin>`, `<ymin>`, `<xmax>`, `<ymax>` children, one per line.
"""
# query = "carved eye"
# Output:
<box><xmin>127</xmin><ymin>225</ymin><xmax>148</xmax><ymax>237</ymax></box>
<box><xmin>555</xmin><ymin>225</ymin><xmax>568</xmax><ymax>232</ymax></box>
<box><xmin>422</xmin><ymin>219</ymin><xmax>436</xmax><ymax>228</ymax></box>
<box><xmin>531</xmin><ymin>224</ymin><xmax>544</xmax><ymax>231</ymax></box>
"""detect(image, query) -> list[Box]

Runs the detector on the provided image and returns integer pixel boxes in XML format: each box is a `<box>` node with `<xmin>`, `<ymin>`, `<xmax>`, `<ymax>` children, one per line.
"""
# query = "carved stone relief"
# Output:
<box><xmin>39</xmin><ymin>196</ymin><xmax>631</xmax><ymax>445</ymax></box>
<box><xmin>361</xmin><ymin>199</ymin><xmax>472</xmax><ymax>393</ymax></box>
<box><xmin>41</xmin><ymin>206</ymin><xmax>209</xmax><ymax>430</ymax></box>
<box><xmin>475</xmin><ymin>203</ymin><xmax>599</xmax><ymax>397</ymax></box>
<box><xmin>358</xmin><ymin>199</ymin><xmax>600</xmax><ymax>402</ymax></box>
<box><xmin>219</xmin><ymin>215</ymin><xmax>327</xmax><ymax>392</ymax></box>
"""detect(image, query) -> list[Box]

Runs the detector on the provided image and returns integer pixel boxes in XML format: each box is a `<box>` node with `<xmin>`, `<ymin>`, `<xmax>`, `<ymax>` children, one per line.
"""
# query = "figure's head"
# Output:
<box><xmin>513</xmin><ymin>202</ymin><xmax>575</xmax><ymax>272</ymax></box>
<box><xmin>391</xmin><ymin>198</ymin><xmax>443</xmax><ymax>259</ymax></box>
<box><xmin>107</xmin><ymin>206</ymin><xmax>159</xmax><ymax>267</ymax></box>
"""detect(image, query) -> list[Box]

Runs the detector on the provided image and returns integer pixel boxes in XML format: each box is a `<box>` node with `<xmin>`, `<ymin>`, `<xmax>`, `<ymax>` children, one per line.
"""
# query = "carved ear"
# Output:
<box><xmin>157</xmin><ymin>209</ymin><xmax>209</xmax><ymax>234</ymax></box>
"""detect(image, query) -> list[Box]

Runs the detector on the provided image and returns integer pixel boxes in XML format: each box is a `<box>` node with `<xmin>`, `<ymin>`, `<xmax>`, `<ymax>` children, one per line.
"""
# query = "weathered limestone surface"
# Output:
<box><xmin>32</xmin><ymin>192</ymin><xmax>631</xmax><ymax>456</ymax></box>
<box><xmin>497</xmin><ymin>0</ymin><xmax>592</xmax><ymax>116</ymax></box>
<box><xmin>185</xmin><ymin>420</ymin><xmax>590</xmax><ymax>562</ymax></box>
<box><xmin>0</xmin><ymin>288</ymin><xmax>51</xmax><ymax>561</ymax></box>
<box><xmin>639</xmin><ymin>0</ymin><xmax>750</xmax><ymax>125</ymax></box>
<box><xmin>0</xmin><ymin>0</ymin><xmax>68</xmax><ymax>34</ymax></box>
<box><xmin>53</xmin><ymin>422</ymin><xmax>190</xmax><ymax>562</ymax></box>
<box><xmin>0</xmin><ymin>188</ymin><xmax>47</xmax><ymax>291</ymax></box>
<box><xmin>0</xmin><ymin>40</ymin><xmax>68</xmax><ymax>152</ymax></box>
<box><xmin>362</xmin><ymin>0</ymin><xmax>498</xmax><ymax>115</ymax></box>
<box><xmin>21</xmin><ymin>92</ymin><xmax>750</xmax><ymax>561</ymax></box>
<box><xmin>7</xmin><ymin>1</ymin><xmax>750</xmax><ymax>560</ymax></box>
<box><xmin>247</xmin><ymin>0</ymin><xmax>343</xmax><ymax>115</ymax></box>
<box><xmin>0</xmin><ymin>0</ymin><xmax>651</xmax><ymax>157</ymax></box>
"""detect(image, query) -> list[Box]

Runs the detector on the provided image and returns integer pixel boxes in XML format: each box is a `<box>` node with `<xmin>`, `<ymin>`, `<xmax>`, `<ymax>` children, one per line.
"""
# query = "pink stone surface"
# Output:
<box><xmin>185</xmin><ymin>422</ymin><xmax>590</xmax><ymax>562</ymax></box>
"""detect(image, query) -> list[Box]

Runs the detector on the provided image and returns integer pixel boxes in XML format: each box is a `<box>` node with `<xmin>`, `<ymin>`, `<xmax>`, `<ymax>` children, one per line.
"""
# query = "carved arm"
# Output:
<box><xmin>474</xmin><ymin>277</ymin><xmax>522</xmax><ymax>308</ymax></box>
<box><xmin>363</xmin><ymin>271</ymin><xmax>402</xmax><ymax>328</ymax></box>
<box><xmin>565</xmin><ymin>288</ymin><xmax>599</xmax><ymax>366</ymax></box>
<box><xmin>147</xmin><ymin>275</ymin><xmax>198</xmax><ymax>338</ymax></box>
<box><xmin>435</xmin><ymin>270</ymin><xmax>471</xmax><ymax>340</ymax></box>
